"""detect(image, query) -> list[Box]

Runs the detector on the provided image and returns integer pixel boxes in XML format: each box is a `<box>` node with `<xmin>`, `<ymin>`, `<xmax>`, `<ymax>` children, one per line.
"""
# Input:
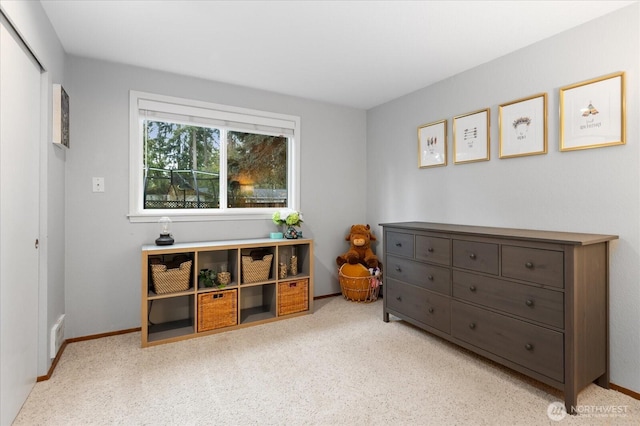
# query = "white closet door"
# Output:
<box><xmin>0</xmin><ymin>15</ymin><xmax>41</xmax><ymax>426</ymax></box>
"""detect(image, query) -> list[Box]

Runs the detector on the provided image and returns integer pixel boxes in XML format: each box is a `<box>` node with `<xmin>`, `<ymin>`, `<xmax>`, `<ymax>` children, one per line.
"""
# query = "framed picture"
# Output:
<box><xmin>53</xmin><ymin>83</ymin><xmax>70</xmax><ymax>148</ymax></box>
<box><xmin>559</xmin><ymin>71</ymin><xmax>625</xmax><ymax>152</ymax></box>
<box><xmin>499</xmin><ymin>93</ymin><xmax>547</xmax><ymax>159</ymax></box>
<box><xmin>453</xmin><ymin>108</ymin><xmax>490</xmax><ymax>164</ymax></box>
<box><xmin>418</xmin><ymin>119</ymin><xmax>447</xmax><ymax>168</ymax></box>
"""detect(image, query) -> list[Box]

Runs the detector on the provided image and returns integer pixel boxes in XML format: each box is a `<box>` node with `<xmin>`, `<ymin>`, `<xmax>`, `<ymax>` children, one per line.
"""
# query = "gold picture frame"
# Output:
<box><xmin>559</xmin><ymin>71</ymin><xmax>625</xmax><ymax>152</ymax></box>
<box><xmin>418</xmin><ymin>119</ymin><xmax>447</xmax><ymax>168</ymax></box>
<box><xmin>499</xmin><ymin>93</ymin><xmax>547</xmax><ymax>159</ymax></box>
<box><xmin>453</xmin><ymin>108</ymin><xmax>490</xmax><ymax>164</ymax></box>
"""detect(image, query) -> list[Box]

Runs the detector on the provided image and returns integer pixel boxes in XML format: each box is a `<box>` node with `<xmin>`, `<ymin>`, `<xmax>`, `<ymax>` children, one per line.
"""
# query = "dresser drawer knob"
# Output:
<box><xmin>469</xmin><ymin>285</ymin><xmax>477</xmax><ymax>292</ymax></box>
<box><xmin>396</xmin><ymin>296</ymin><xmax>402</xmax><ymax>301</ymax></box>
<box><xmin>395</xmin><ymin>242</ymin><xmax>402</xmax><ymax>247</ymax></box>
<box><xmin>525</xmin><ymin>343</ymin><xmax>534</xmax><ymax>351</ymax></box>
<box><xmin>469</xmin><ymin>253</ymin><xmax>477</xmax><ymax>260</ymax></box>
<box><xmin>427</xmin><ymin>247</ymin><xmax>434</xmax><ymax>252</ymax></box>
<box><xmin>427</xmin><ymin>275</ymin><xmax>434</xmax><ymax>281</ymax></box>
<box><xmin>525</xmin><ymin>262</ymin><xmax>534</xmax><ymax>269</ymax></box>
<box><xmin>469</xmin><ymin>322</ymin><xmax>476</xmax><ymax>329</ymax></box>
<box><xmin>428</xmin><ymin>307</ymin><xmax>434</xmax><ymax>313</ymax></box>
<box><xmin>525</xmin><ymin>299</ymin><xmax>534</xmax><ymax>307</ymax></box>
<box><xmin>394</xmin><ymin>266</ymin><xmax>402</xmax><ymax>272</ymax></box>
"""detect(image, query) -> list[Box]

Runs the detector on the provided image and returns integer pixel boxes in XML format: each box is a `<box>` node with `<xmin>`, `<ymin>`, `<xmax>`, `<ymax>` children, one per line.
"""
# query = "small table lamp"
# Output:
<box><xmin>155</xmin><ymin>216</ymin><xmax>174</xmax><ymax>246</ymax></box>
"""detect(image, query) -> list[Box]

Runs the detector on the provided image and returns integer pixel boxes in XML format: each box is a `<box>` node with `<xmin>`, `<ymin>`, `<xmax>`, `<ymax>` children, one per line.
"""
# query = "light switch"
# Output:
<box><xmin>92</xmin><ymin>177</ymin><xmax>105</xmax><ymax>193</ymax></box>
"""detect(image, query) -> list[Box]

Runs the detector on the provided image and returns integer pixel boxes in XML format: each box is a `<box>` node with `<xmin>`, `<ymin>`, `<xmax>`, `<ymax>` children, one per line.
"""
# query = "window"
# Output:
<box><xmin>129</xmin><ymin>91</ymin><xmax>300</xmax><ymax>222</ymax></box>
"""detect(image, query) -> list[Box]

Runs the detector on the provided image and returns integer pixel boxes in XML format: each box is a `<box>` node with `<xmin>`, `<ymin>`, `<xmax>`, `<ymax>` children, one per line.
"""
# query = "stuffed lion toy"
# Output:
<box><xmin>336</xmin><ymin>224</ymin><xmax>380</xmax><ymax>269</ymax></box>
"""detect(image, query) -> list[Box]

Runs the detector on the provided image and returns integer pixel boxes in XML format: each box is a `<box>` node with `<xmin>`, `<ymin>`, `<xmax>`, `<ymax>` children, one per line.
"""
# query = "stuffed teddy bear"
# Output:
<box><xmin>336</xmin><ymin>224</ymin><xmax>380</xmax><ymax>269</ymax></box>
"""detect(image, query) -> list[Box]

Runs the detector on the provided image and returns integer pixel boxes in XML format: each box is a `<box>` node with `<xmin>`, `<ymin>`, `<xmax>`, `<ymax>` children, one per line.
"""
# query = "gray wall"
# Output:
<box><xmin>1</xmin><ymin>0</ymin><xmax>67</xmax><ymax>375</ymax></box>
<box><xmin>366</xmin><ymin>4</ymin><xmax>639</xmax><ymax>393</ymax></box>
<box><xmin>5</xmin><ymin>0</ymin><xmax>639</xmax><ymax>396</ymax></box>
<box><xmin>65</xmin><ymin>56</ymin><xmax>367</xmax><ymax>338</ymax></box>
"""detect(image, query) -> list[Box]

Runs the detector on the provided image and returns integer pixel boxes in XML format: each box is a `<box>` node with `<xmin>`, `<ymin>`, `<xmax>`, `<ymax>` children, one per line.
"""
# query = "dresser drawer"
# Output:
<box><xmin>416</xmin><ymin>235</ymin><xmax>451</xmax><ymax>266</ymax></box>
<box><xmin>452</xmin><ymin>240</ymin><xmax>499</xmax><ymax>275</ymax></box>
<box><xmin>387</xmin><ymin>255</ymin><xmax>450</xmax><ymax>295</ymax></box>
<box><xmin>451</xmin><ymin>301</ymin><xmax>563</xmax><ymax>382</ymax></box>
<box><xmin>502</xmin><ymin>245</ymin><xmax>564</xmax><ymax>288</ymax></box>
<box><xmin>452</xmin><ymin>270</ymin><xmax>564</xmax><ymax>328</ymax></box>
<box><xmin>386</xmin><ymin>231</ymin><xmax>414</xmax><ymax>258</ymax></box>
<box><xmin>387</xmin><ymin>279</ymin><xmax>450</xmax><ymax>333</ymax></box>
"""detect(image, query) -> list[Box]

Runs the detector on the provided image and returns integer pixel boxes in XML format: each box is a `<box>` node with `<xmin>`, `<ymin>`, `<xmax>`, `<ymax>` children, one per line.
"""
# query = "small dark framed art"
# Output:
<box><xmin>53</xmin><ymin>83</ymin><xmax>70</xmax><ymax>148</ymax></box>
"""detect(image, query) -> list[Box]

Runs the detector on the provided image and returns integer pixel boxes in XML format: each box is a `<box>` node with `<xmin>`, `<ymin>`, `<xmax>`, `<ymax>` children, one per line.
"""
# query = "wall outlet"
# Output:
<box><xmin>92</xmin><ymin>177</ymin><xmax>105</xmax><ymax>192</ymax></box>
<box><xmin>50</xmin><ymin>314</ymin><xmax>65</xmax><ymax>358</ymax></box>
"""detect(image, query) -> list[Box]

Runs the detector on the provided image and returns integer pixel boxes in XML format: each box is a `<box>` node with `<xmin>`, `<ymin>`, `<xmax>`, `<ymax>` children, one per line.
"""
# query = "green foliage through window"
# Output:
<box><xmin>143</xmin><ymin>120</ymin><xmax>288</xmax><ymax>209</ymax></box>
<box><xmin>227</xmin><ymin>131</ymin><xmax>287</xmax><ymax>208</ymax></box>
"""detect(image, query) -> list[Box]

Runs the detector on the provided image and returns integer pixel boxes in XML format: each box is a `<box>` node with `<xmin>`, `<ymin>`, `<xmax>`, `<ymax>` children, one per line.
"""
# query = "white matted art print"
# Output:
<box><xmin>453</xmin><ymin>108</ymin><xmax>490</xmax><ymax>164</ymax></box>
<box><xmin>560</xmin><ymin>72</ymin><xmax>625</xmax><ymax>151</ymax></box>
<box><xmin>418</xmin><ymin>119</ymin><xmax>447</xmax><ymax>168</ymax></box>
<box><xmin>499</xmin><ymin>93</ymin><xmax>547</xmax><ymax>159</ymax></box>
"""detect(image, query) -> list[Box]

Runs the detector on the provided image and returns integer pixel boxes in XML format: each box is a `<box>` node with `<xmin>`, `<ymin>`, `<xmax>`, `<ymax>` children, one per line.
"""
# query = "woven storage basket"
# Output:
<box><xmin>198</xmin><ymin>289</ymin><xmax>237</xmax><ymax>332</ymax></box>
<box><xmin>242</xmin><ymin>254</ymin><xmax>273</xmax><ymax>283</ymax></box>
<box><xmin>150</xmin><ymin>260</ymin><xmax>192</xmax><ymax>294</ymax></box>
<box><xmin>338</xmin><ymin>264</ymin><xmax>380</xmax><ymax>303</ymax></box>
<box><xmin>278</xmin><ymin>279</ymin><xmax>309</xmax><ymax>316</ymax></box>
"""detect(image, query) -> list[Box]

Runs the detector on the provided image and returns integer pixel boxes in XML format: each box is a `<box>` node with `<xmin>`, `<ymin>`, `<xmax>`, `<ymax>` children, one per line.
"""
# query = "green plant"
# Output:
<box><xmin>198</xmin><ymin>269</ymin><xmax>216</xmax><ymax>288</ymax></box>
<box><xmin>272</xmin><ymin>208</ymin><xmax>303</xmax><ymax>226</ymax></box>
<box><xmin>198</xmin><ymin>269</ymin><xmax>228</xmax><ymax>289</ymax></box>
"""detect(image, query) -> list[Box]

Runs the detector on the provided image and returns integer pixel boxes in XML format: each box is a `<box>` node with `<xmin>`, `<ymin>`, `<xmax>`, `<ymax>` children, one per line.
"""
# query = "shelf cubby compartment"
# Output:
<box><xmin>277</xmin><ymin>278</ymin><xmax>309</xmax><ymax>316</ymax></box>
<box><xmin>147</xmin><ymin>252</ymin><xmax>195</xmax><ymax>296</ymax></box>
<box><xmin>197</xmin><ymin>289</ymin><xmax>238</xmax><ymax>332</ymax></box>
<box><xmin>240</xmin><ymin>247</ymin><xmax>275</xmax><ymax>284</ymax></box>
<box><xmin>147</xmin><ymin>294</ymin><xmax>195</xmax><ymax>343</ymax></box>
<box><xmin>196</xmin><ymin>248</ymin><xmax>238</xmax><ymax>288</ymax></box>
<box><xmin>240</xmin><ymin>283</ymin><xmax>276</xmax><ymax>324</ymax></box>
<box><xmin>277</xmin><ymin>243</ymin><xmax>311</xmax><ymax>279</ymax></box>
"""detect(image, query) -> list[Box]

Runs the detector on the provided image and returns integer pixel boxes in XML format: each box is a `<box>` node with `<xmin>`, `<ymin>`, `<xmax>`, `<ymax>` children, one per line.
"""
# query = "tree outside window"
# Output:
<box><xmin>144</xmin><ymin>121</ymin><xmax>288</xmax><ymax>210</ymax></box>
<box><xmin>227</xmin><ymin>131</ymin><xmax>287</xmax><ymax>208</ymax></box>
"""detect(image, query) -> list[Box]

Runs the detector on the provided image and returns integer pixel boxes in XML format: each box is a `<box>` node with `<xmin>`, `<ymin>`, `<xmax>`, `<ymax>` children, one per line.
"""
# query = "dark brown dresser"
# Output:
<box><xmin>381</xmin><ymin>222</ymin><xmax>618</xmax><ymax>414</ymax></box>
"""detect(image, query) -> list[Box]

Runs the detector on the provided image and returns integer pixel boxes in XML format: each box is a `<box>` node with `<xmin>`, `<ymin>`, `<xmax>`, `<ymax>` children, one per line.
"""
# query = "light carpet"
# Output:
<box><xmin>14</xmin><ymin>296</ymin><xmax>640</xmax><ymax>425</ymax></box>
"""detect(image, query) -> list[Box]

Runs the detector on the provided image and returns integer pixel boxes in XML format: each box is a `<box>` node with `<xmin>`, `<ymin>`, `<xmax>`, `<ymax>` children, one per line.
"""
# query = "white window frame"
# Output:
<box><xmin>128</xmin><ymin>91</ymin><xmax>300</xmax><ymax>223</ymax></box>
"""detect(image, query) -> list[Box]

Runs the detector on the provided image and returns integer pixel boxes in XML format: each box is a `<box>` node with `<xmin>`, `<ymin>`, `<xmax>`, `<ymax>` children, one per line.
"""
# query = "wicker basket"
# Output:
<box><xmin>338</xmin><ymin>264</ymin><xmax>380</xmax><ymax>303</ymax></box>
<box><xmin>278</xmin><ymin>279</ymin><xmax>309</xmax><ymax>316</ymax></box>
<box><xmin>150</xmin><ymin>260</ymin><xmax>192</xmax><ymax>294</ymax></box>
<box><xmin>242</xmin><ymin>254</ymin><xmax>273</xmax><ymax>283</ymax></box>
<box><xmin>198</xmin><ymin>289</ymin><xmax>237</xmax><ymax>332</ymax></box>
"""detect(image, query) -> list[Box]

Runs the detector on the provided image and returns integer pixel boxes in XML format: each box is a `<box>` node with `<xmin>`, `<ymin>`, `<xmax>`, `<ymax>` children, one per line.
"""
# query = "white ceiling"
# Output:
<box><xmin>40</xmin><ymin>0</ymin><xmax>635</xmax><ymax>109</ymax></box>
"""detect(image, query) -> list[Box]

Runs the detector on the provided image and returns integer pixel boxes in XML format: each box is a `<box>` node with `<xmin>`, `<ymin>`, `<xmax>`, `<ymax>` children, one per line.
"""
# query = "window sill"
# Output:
<box><xmin>128</xmin><ymin>210</ymin><xmax>275</xmax><ymax>223</ymax></box>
